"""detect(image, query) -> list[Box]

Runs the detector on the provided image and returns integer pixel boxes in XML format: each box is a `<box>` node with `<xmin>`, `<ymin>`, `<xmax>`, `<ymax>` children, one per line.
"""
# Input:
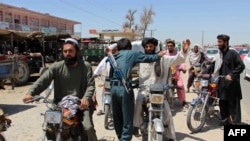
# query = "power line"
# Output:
<box><xmin>59</xmin><ymin>0</ymin><xmax>121</xmax><ymax>27</ymax></box>
<box><xmin>88</xmin><ymin>0</ymin><xmax>113</xmax><ymax>13</ymax></box>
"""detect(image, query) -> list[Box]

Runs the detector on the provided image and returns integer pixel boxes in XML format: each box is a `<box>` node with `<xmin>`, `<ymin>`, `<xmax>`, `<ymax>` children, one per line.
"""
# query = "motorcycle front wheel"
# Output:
<box><xmin>150</xmin><ymin>124</ymin><xmax>163</xmax><ymax>141</ymax></box>
<box><xmin>186</xmin><ymin>101</ymin><xmax>208</xmax><ymax>133</ymax></box>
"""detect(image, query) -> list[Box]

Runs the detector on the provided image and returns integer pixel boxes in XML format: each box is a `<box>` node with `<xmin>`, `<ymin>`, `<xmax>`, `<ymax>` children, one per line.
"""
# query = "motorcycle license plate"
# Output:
<box><xmin>150</xmin><ymin>94</ymin><xmax>164</xmax><ymax>104</ymax></box>
<box><xmin>45</xmin><ymin>111</ymin><xmax>62</xmax><ymax>124</ymax></box>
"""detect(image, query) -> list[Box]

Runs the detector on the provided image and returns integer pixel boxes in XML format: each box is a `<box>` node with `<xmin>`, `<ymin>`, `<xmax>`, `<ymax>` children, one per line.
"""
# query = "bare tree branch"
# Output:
<box><xmin>140</xmin><ymin>5</ymin><xmax>155</xmax><ymax>38</ymax></box>
<box><xmin>123</xmin><ymin>9</ymin><xmax>137</xmax><ymax>29</ymax></box>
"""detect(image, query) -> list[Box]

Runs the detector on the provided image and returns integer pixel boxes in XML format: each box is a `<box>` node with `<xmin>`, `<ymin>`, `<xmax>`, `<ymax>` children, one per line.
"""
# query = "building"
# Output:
<box><xmin>0</xmin><ymin>3</ymin><xmax>81</xmax><ymax>36</ymax></box>
<box><xmin>89</xmin><ymin>28</ymin><xmax>142</xmax><ymax>41</ymax></box>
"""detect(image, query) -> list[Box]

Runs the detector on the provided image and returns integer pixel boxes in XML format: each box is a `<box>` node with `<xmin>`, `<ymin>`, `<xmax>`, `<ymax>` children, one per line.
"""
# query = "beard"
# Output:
<box><xmin>218</xmin><ymin>45</ymin><xmax>226</xmax><ymax>51</ymax></box>
<box><xmin>145</xmin><ymin>50</ymin><xmax>155</xmax><ymax>54</ymax></box>
<box><xmin>63</xmin><ymin>55</ymin><xmax>78</xmax><ymax>66</ymax></box>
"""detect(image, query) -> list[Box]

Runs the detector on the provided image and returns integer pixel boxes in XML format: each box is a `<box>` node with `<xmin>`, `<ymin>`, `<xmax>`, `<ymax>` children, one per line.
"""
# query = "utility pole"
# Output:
<box><xmin>147</xmin><ymin>29</ymin><xmax>156</xmax><ymax>37</ymax></box>
<box><xmin>202</xmin><ymin>30</ymin><xmax>204</xmax><ymax>48</ymax></box>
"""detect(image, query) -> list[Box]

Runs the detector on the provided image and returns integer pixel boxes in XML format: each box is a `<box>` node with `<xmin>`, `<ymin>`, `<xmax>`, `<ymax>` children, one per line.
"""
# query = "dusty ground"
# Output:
<box><xmin>0</xmin><ymin>64</ymin><xmax>249</xmax><ymax>141</ymax></box>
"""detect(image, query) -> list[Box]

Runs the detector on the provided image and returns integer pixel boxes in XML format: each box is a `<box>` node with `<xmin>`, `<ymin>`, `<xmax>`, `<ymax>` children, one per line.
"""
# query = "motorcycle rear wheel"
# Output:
<box><xmin>104</xmin><ymin>104</ymin><xmax>111</xmax><ymax>129</ymax></box>
<box><xmin>186</xmin><ymin>102</ymin><xmax>207</xmax><ymax>133</ymax></box>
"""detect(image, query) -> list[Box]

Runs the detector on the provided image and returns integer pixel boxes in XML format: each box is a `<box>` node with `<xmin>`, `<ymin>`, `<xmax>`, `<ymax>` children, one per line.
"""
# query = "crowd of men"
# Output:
<box><xmin>23</xmin><ymin>34</ymin><xmax>245</xmax><ymax>141</ymax></box>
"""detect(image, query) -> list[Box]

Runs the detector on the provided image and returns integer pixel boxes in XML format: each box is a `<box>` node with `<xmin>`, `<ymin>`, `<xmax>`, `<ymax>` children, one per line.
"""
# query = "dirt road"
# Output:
<box><xmin>0</xmin><ymin>65</ymin><xmax>249</xmax><ymax>141</ymax></box>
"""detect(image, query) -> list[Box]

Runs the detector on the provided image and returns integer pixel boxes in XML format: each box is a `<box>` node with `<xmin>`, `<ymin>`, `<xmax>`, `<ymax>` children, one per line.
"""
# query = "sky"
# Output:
<box><xmin>1</xmin><ymin>0</ymin><xmax>250</xmax><ymax>46</ymax></box>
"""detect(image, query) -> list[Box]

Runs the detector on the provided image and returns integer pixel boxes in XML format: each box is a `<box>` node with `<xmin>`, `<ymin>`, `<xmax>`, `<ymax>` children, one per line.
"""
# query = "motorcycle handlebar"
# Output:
<box><xmin>25</xmin><ymin>95</ymin><xmax>45</xmax><ymax>103</ymax></box>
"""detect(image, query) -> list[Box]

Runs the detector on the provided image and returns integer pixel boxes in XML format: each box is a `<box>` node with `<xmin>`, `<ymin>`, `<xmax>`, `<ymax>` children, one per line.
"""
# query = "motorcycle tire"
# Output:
<box><xmin>186</xmin><ymin>102</ymin><xmax>208</xmax><ymax>133</ymax></box>
<box><xmin>0</xmin><ymin>134</ymin><xmax>6</xmax><ymax>141</ymax></box>
<box><xmin>104</xmin><ymin>104</ymin><xmax>110</xmax><ymax>129</ymax></box>
<box><xmin>151</xmin><ymin>123</ymin><xmax>163</xmax><ymax>141</ymax></box>
<box><xmin>14</xmin><ymin>59</ymin><xmax>30</xmax><ymax>86</ymax></box>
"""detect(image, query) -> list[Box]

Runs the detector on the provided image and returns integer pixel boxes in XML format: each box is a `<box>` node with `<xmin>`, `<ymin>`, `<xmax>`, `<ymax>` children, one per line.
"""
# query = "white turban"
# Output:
<box><xmin>107</xmin><ymin>43</ymin><xmax>117</xmax><ymax>50</ymax></box>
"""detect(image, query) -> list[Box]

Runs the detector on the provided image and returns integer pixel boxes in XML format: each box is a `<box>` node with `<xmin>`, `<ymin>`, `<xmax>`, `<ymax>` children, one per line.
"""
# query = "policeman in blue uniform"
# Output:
<box><xmin>109</xmin><ymin>38</ymin><xmax>164</xmax><ymax>141</ymax></box>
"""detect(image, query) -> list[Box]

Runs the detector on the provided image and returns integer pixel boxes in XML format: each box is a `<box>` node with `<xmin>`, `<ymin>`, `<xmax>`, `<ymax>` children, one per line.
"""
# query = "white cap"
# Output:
<box><xmin>191</xmin><ymin>43</ymin><xmax>200</xmax><ymax>49</ymax></box>
<box><xmin>194</xmin><ymin>44</ymin><xmax>200</xmax><ymax>47</ymax></box>
<box><xmin>65</xmin><ymin>38</ymin><xmax>78</xmax><ymax>45</ymax></box>
<box><xmin>107</xmin><ymin>43</ymin><xmax>117</xmax><ymax>50</ymax></box>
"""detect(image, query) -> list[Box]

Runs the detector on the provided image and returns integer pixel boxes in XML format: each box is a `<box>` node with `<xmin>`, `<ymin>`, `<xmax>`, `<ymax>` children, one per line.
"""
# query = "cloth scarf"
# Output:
<box><xmin>212</xmin><ymin>51</ymin><xmax>223</xmax><ymax>79</ymax></box>
<box><xmin>189</xmin><ymin>51</ymin><xmax>201</xmax><ymax>66</ymax></box>
<box><xmin>58</xmin><ymin>95</ymin><xmax>80</xmax><ymax>119</ymax></box>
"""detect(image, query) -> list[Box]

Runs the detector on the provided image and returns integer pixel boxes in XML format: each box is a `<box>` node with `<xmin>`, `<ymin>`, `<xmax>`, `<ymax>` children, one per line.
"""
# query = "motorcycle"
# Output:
<box><xmin>192</xmin><ymin>61</ymin><xmax>210</xmax><ymax>93</ymax></box>
<box><xmin>0</xmin><ymin>108</ymin><xmax>11</xmax><ymax>141</ymax></box>
<box><xmin>97</xmin><ymin>75</ymin><xmax>113</xmax><ymax>130</ymax></box>
<box><xmin>186</xmin><ymin>75</ymin><xmax>224</xmax><ymax>133</ymax></box>
<box><xmin>167</xmin><ymin>66</ymin><xmax>185</xmax><ymax>108</ymax></box>
<box><xmin>26</xmin><ymin>82</ymin><xmax>85</xmax><ymax>141</ymax></box>
<box><xmin>138</xmin><ymin>83</ymin><xmax>172</xmax><ymax>141</ymax></box>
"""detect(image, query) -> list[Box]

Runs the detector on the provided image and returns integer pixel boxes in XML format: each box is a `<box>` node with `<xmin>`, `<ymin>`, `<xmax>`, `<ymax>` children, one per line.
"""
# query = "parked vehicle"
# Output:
<box><xmin>81</xmin><ymin>38</ymin><xmax>107</xmax><ymax>64</ymax></box>
<box><xmin>0</xmin><ymin>29</ymin><xmax>47</xmax><ymax>85</ymax></box>
<box><xmin>204</xmin><ymin>47</ymin><xmax>219</xmax><ymax>61</ymax></box>
<box><xmin>0</xmin><ymin>108</ymin><xmax>12</xmax><ymax>141</ymax></box>
<box><xmin>138</xmin><ymin>83</ymin><xmax>172</xmax><ymax>141</ymax></box>
<box><xmin>232</xmin><ymin>46</ymin><xmax>250</xmax><ymax>60</ymax></box>
<box><xmin>26</xmin><ymin>82</ymin><xmax>85</xmax><ymax>141</ymax></box>
<box><xmin>243</xmin><ymin>51</ymin><xmax>250</xmax><ymax>79</ymax></box>
<box><xmin>186</xmin><ymin>75</ymin><xmax>223</xmax><ymax>133</ymax></box>
<box><xmin>0</xmin><ymin>54</ymin><xmax>18</xmax><ymax>89</ymax></box>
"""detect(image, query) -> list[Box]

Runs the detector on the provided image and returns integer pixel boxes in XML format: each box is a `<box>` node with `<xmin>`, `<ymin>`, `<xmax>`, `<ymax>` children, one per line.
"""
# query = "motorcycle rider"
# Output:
<box><xmin>187</xmin><ymin>44</ymin><xmax>210</xmax><ymax>92</ymax></box>
<box><xmin>23</xmin><ymin>38</ymin><xmax>98</xmax><ymax>141</ymax></box>
<box><xmin>164</xmin><ymin>39</ymin><xmax>188</xmax><ymax>108</ymax></box>
<box><xmin>93</xmin><ymin>43</ymin><xmax>118</xmax><ymax>115</ymax></box>
<box><xmin>133</xmin><ymin>37</ymin><xmax>190</xmax><ymax>141</ymax></box>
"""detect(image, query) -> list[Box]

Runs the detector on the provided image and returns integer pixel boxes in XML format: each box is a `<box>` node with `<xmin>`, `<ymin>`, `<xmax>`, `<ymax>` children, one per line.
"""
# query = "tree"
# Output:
<box><xmin>139</xmin><ymin>5</ymin><xmax>155</xmax><ymax>38</ymax></box>
<box><xmin>122</xmin><ymin>9</ymin><xmax>137</xmax><ymax>29</ymax></box>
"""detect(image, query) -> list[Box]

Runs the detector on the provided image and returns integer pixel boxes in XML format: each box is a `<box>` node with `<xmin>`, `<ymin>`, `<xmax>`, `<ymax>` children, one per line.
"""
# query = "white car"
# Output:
<box><xmin>204</xmin><ymin>47</ymin><xmax>219</xmax><ymax>61</ymax></box>
<box><xmin>243</xmin><ymin>51</ymin><xmax>250</xmax><ymax>79</ymax></box>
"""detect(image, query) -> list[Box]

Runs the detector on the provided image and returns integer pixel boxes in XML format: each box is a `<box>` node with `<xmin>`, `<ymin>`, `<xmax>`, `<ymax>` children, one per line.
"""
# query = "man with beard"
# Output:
<box><xmin>210</xmin><ymin>34</ymin><xmax>245</xmax><ymax>125</ymax></box>
<box><xmin>164</xmin><ymin>39</ymin><xmax>188</xmax><ymax>108</ymax></box>
<box><xmin>187</xmin><ymin>44</ymin><xmax>210</xmax><ymax>92</ymax></box>
<box><xmin>109</xmin><ymin>38</ymin><xmax>164</xmax><ymax>141</ymax></box>
<box><xmin>133</xmin><ymin>37</ymin><xmax>190</xmax><ymax>141</ymax></box>
<box><xmin>23</xmin><ymin>38</ymin><xmax>98</xmax><ymax>141</ymax></box>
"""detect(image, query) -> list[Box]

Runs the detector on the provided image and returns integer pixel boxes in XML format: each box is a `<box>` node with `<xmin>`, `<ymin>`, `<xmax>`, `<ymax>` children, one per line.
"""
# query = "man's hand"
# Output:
<box><xmin>182</xmin><ymin>39</ymin><xmax>191</xmax><ymax>54</ymax></box>
<box><xmin>225</xmin><ymin>74</ymin><xmax>232</xmax><ymax>81</ymax></box>
<box><xmin>158</xmin><ymin>51</ymin><xmax>164</xmax><ymax>57</ymax></box>
<box><xmin>80</xmin><ymin>98</ymin><xmax>89</xmax><ymax>109</ymax></box>
<box><xmin>23</xmin><ymin>94</ymin><xmax>33</xmax><ymax>103</ymax></box>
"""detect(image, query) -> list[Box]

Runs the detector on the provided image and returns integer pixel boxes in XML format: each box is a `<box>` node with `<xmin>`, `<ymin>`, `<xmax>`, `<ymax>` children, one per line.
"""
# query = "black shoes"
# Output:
<box><xmin>219</xmin><ymin>120</ymin><xmax>234</xmax><ymax>126</ymax></box>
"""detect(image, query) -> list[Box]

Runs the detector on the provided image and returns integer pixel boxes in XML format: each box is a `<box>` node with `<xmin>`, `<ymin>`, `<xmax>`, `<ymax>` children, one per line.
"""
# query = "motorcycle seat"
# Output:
<box><xmin>201</xmin><ymin>74</ymin><xmax>210</xmax><ymax>80</ymax></box>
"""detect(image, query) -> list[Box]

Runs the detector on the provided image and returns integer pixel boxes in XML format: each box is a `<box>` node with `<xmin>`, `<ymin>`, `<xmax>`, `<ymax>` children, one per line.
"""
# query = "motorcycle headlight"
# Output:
<box><xmin>200</xmin><ymin>80</ymin><xmax>208</xmax><ymax>87</ymax></box>
<box><xmin>45</xmin><ymin>111</ymin><xmax>62</xmax><ymax>124</ymax></box>
<box><xmin>150</xmin><ymin>94</ymin><xmax>164</xmax><ymax>104</ymax></box>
